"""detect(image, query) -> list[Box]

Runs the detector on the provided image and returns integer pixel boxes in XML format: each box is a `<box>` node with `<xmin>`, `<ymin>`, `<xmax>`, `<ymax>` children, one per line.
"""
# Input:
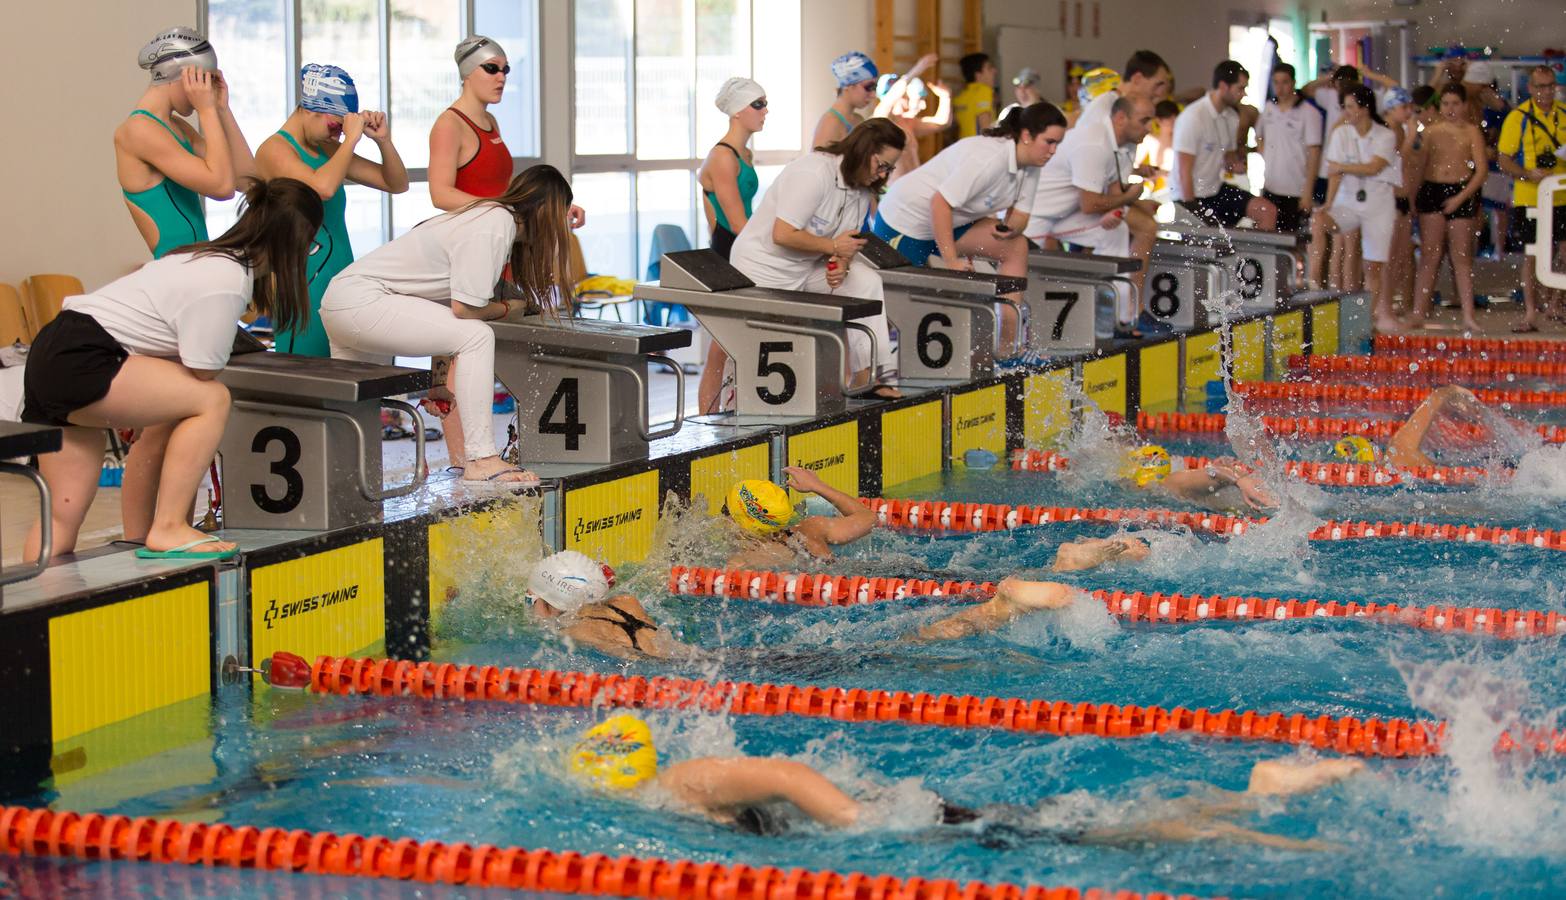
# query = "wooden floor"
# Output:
<box><xmin>4</xmin><ymin>269</ymin><xmax>1564</xmax><ymax>566</ymax></box>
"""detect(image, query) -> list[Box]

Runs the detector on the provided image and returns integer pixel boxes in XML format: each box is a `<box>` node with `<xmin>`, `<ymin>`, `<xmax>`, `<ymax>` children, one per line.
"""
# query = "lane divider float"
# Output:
<box><xmin>1010</xmin><ymin>448</ymin><xmax>1491</xmax><ymax>486</ymax></box>
<box><xmin>1135</xmin><ymin>411</ymin><xmax>1566</xmax><ymax>445</ymax></box>
<box><xmin>856</xmin><ymin>497</ymin><xmax>1566</xmax><ymax>551</ymax></box>
<box><xmin>1374</xmin><ymin>334</ymin><xmax>1566</xmax><ymax>362</ymax></box>
<box><xmin>0</xmin><ymin>806</ymin><xmax>1192</xmax><ymax>900</ymax></box>
<box><xmin>1288</xmin><ymin>354</ymin><xmax>1566</xmax><ymax>384</ymax></box>
<box><xmin>666</xmin><ymin>565</ymin><xmax>1566</xmax><ymax>639</ymax></box>
<box><xmin>1231</xmin><ymin>381</ymin><xmax>1566</xmax><ymax>410</ymax></box>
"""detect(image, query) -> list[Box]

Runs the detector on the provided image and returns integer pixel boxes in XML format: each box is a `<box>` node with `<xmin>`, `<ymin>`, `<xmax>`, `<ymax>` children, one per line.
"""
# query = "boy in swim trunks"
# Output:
<box><xmin>1409</xmin><ymin>84</ymin><xmax>1489</xmax><ymax>332</ymax></box>
<box><xmin>568</xmin><ymin>714</ymin><xmax>1363</xmax><ymax>848</ymax></box>
<box><xmin>724</xmin><ymin>468</ymin><xmax>877</xmax><ymax>569</ymax></box>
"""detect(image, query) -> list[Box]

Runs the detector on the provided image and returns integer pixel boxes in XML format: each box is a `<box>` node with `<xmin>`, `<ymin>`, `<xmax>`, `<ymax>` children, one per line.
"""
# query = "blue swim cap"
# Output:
<box><xmin>1380</xmin><ymin>86</ymin><xmax>1412</xmax><ymax>110</ymax></box>
<box><xmin>300</xmin><ymin>64</ymin><xmax>358</xmax><ymax>116</ymax></box>
<box><xmin>833</xmin><ymin>51</ymin><xmax>879</xmax><ymax>88</ymax></box>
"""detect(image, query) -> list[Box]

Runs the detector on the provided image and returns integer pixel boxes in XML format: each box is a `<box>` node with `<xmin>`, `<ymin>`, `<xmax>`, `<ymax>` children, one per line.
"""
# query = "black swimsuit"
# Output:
<box><xmin>580</xmin><ymin>604</ymin><xmax>660</xmax><ymax>651</ymax></box>
<box><xmin>729</xmin><ymin>797</ymin><xmax>1084</xmax><ymax>844</ymax></box>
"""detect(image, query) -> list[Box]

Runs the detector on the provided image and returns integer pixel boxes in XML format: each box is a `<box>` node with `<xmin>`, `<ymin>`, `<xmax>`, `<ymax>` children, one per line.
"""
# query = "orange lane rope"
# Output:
<box><xmin>1134</xmin><ymin>411</ymin><xmax>1566</xmax><ymax>445</ymax></box>
<box><xmin>1010</xmin><ymin>448</ymin><xmax>1491</xmax><ymax>486</ymax></box>
<box><xmin>1288</xmin><ymin>354</ymin><xmax>1566</xmax><ymax>383</ymax></box>
<box><xmin>1375</xmin><ymin>334</ymin><xmax>1566</xmax><ymax>362</ymax></box>
<box><xmin>0</xmin><ymin>806</ymin><xmax>1197</xmax><ymax>900</ymax></box>
<box><xmin>666</xmin><ymin>565</ymin><xmax>1566</xmax><ymax>639</ymax></box>
<box><xmin>1230</xmin><ymin>381</ymin><xmax>1566</xmax><ymax>409</ymax></box>
<box><xmin>300</xmin><ymin>655</ymin><xmax>1566</xmax><ymax>758</ymax></box>
<box><xmin>855</xmin><ymin>497</ymin><xmax>1566</xmax><ymax>551</ymax></box>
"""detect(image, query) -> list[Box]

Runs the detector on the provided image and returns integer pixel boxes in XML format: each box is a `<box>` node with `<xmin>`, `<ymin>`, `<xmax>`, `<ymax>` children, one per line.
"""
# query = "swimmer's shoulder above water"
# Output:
<box><xmin>723</xmin><ymin>467</ymin><xmax>877</xmax><ymax>569</ymax></box>
<box><xmin>523</xmin><ymin>550</ymin><xmax>692</xmax><ymax>660</ymax></box>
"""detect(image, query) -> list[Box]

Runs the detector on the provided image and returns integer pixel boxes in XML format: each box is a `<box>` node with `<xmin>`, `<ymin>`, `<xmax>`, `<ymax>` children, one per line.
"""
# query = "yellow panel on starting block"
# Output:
<box><xmin>1270</xmin><ymin>310</ymin><xmax>1305</xmax><ymax>375</ymax></box>
<box><xmin>690</xmin><ymin>443</ymin><xmax>772</xmax><ymax>515</ymax></box>
<box><xmin>250</xmin><ymin>539</ymin><xmax>385</xmax><ymax>670</ymax></box>
<box><xmin>1082</xmin><ymin>355</ymin><xmax>1127</xmax><ymax>417</ymax></box>
<box><xmin>564</xmin><ymin>470</ymin><xmax>661</xmax><ymax>568</ymax></box>
<box><xmin>950</xmin><ymin>384</ymin><xmax>1006</xmax><ymax>462</ymax></box>
<box><xmin>48</xmin><ymin>582</ymin><xmax>211</xmax><ymax>744</ymax></box>
<box><xmin>1139</xmin><ymin>341</ymin><xmax>1180</xmax><ymax>413</ymax></box>
<box><xmin>428</xmin><ymin>502</ymin><xmax>538</xmax><ymax>628</ymax></box>
<box><xmin>880</xmin><ymin>400</ymin><xmax>943</xmax><ymax>489</ymax></box>
<box><xmin>1024</xmin><ymin>369</ymin><xmax>1072</xmax><ymax>448</ymax></box>
<box><xmin>1184</xmin><ymin>331</ymin><xmax>1223</xmax><ymax>406</ymax></box>
<box><xmin>1312</xmin><ymin>300</ymin><xmax>1341</xmax><ymax>356</ymax></box>
<box><xmin>1231</xmin><ymin>320</ymin><xmax>1266</xmax><ymax>382</ymax></box>
<box><xmin>785</xmin><ymin>421</ymin><xmax>859</xmax><ymax>503</ymax></box>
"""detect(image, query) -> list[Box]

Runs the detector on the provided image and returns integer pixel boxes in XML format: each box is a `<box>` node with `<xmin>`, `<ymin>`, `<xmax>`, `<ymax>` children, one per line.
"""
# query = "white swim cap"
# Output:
<box><xmin>527</xmin><ymin>550</ymin><xmax>610</xmax><ymax>614</ymax></box>
<box><xmin>456</xmin><ymin>35</ymin><xmax>507</xmax><ymax>80</ymax></box>
<box><xmin>1462</xmin><ymin>61</ymin><xmax>1494</xmax><ymax>85</ymax></box>
<box><xmin>715</xmin><ymin>76</ymin><xmax>766</xmax><ymax>116</ymax></box>
<box><xmin>140</xmin><ymin>26</ymin><xmax>218</xmax><ymax>85</ymax></box>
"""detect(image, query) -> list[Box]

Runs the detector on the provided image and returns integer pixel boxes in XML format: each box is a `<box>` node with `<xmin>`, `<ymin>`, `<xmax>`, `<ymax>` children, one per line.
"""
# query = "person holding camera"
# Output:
<box><xmin>1497</xmin><ymin>65</ymin><xmax>1566</xmax><ymax>332</ymax></box>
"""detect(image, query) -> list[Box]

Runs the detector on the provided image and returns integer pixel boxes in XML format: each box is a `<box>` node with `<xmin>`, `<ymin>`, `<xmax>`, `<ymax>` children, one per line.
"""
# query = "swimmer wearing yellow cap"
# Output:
<box><xmin>565</xmin><ymin>714</ymin><xmax>1363</xmax><ymax>844</ymax></box>
<box><xmin>1123</xmin><ymin>444</ymin><xmax>1279</xmax><ymax>513</ymax></box>
<box><xmin>723</xmin><ymin>466</ymin><xmax>877</xmax><ymax>569</ymax></box>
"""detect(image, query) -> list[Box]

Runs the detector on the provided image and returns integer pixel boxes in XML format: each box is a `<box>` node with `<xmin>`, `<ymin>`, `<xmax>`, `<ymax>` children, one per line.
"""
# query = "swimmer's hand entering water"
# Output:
<box><xmin>908</xmin><ymin>577</ymin><xmax>1074</xmax><ymax>642</ymax></box>
<box><xmin>1052</xmin><ymin>536</ymin><xmax>1150</xmax><ymax>572</ymax></box>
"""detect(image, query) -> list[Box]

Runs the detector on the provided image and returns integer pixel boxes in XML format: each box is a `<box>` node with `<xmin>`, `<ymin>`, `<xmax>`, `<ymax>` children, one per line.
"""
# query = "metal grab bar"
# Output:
<box><xmin>1532</xmin><ymin>176</ymin><xmax>1566</xmax><ymax>290</ymax></box>
<box><xmin>743</xmin><ymin>318</ymin><xmax>883</xmax><ymax>399</ymax></box>
<box><xmin>0</xmin><ymin>463</ymin><xmax>51</xmax><ymax>586</ymax></box>
<box><xmin>232</xmin><ymin>400</ymin><xmax>427</xmax><ymax>502</ymax></box>
<box><xmin>530</xmin><ymin>353</ymin><xmax>682</xmax><ymax>442</ymax></box>
<box><xmin>643</xmin><ymin>355</ymin><xmax>686</xmax><ymax>440</ymax></box>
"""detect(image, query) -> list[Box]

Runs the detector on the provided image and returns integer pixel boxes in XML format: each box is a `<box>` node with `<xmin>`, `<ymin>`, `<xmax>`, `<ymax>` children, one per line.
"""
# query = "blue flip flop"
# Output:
<box><xmin>135</xmin><ymin>536</ymin><xmax>240</xmax><ymax>561</ymax></box>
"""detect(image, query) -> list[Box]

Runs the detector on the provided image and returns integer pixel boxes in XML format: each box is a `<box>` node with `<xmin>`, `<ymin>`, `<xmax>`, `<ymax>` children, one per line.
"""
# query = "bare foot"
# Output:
<box><xmin>461</xmin><ymin>455</ymin><xmax>540</xmax><ymax>485</ymax></box>
<box><xmin>1247</xmin><ymin>758</ymin><xmax>1365</xmax><ymax>796</ymax></box>
<box><xmin>1373</xmin><ymin>316</ymin><xmax>1405</xmax><ymax>334</ymax></box>
<box><xmin>144</xmin><ymin>524</ymin><xmax>237</xmax><ymax>555</ymax></box>
<box><xmin>1461</xmin><ymin>319</ymin><xmax>1482</xmax><ymax>335</ymax></box>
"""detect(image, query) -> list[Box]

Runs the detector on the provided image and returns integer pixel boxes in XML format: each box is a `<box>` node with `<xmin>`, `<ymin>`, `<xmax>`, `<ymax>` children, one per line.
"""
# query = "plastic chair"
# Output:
<box><xmin>643</xmin><ymin>224</ymin><xmax>693</xmax><ymax>326</ymax></box>
<box><xmin>0</xmin><ymin>285</ymin><xmax>31</xmax><ymax>345</ymax></box>
<box><xmin>569</xmin><ymin>233</ymin><xmax>636</xmax><ymax>321</ymax></box>
<box><xmin>21</xmin><ymin>274</ymin><xmax>84</xmax><ymax>336</ymax></box>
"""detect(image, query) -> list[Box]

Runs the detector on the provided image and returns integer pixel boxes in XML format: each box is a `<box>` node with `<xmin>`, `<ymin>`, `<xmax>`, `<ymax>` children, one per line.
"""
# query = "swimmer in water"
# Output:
<box><xmin>1332</xmin><ymin>386</ymin><xmax>1524</xmax><ymax>470</ymax></box>
<box><xmin>907</xmin><ymin>576</ymin><xmax>1080</xmax><ymax>641</ymax></box>
<box><xmin>1126</xmin><ymin>445</ymin><xmax>1279</xmax><ymax>513</ymax></box>
<box><xmin>724</xmin><ymin>468</ymin><xmax>877</xmax><ymax>569</ymax></box>
<box><xmin>525</xmin><ymin>551</ymin><xmax>693</xmax><ymax>660</ymax></box>
<box><xmin>1050</xmin><ymin>535</ymin><xmax>1152</xmax><ymax>572</ymax></box>
<box><xmin>568</xmin><ymin>714</ymin><xmax>1363</xmax><ymax>849</ymax></box>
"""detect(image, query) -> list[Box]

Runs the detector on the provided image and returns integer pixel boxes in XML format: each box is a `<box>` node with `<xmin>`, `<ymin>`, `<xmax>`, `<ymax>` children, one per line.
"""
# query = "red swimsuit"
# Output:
<box><xmin>449</xmin><ymin>107</ymin><xmax>512</xmax><ymax>198</ymax></box>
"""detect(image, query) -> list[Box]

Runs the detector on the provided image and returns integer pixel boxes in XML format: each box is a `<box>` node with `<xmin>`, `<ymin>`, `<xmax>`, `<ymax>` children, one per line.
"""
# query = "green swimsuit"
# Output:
<box><xmin>703</xmin><ymin>142</ymin><xmax>758</xmax><ymax>233</ymax></box>
<box><xmin>122</xmin><ymin>109</ymin><xmax>209</xmax><ymax>259</ymax></box>
<box><xmin>271</xmin><ymin>130</ymin><xmax>352</xmax><ymax>357</ymax></box>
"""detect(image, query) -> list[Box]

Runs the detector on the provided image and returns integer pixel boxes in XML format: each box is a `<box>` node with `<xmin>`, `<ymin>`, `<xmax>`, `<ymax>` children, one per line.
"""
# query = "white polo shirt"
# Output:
<box><xmin>1325</xmin><ymin>121</ymin><xmax>1399</xmax><ymax>199</ymax></box>
<box><xmin>1171</xmin><ymin>94</ymin><xmax>1239</xmax><ymax>201</ymax></box>
<box><xmin>877</xmin><ymin>135</ymin><xmax>1040</xmax><ymax>239</ymax></box>
<box><xmin>326</xmin><ymin>205</ymin><xmax>516</xmax><ymax>309</ymax></box>
<box><xmin>65</xmin><ymin>253</ymin><xmax>251</xmax><ymax>371</ymax></box>
<box><xmin>1258</xmin><ymin>98</ymin><xmax>1324</xmax><ymax>198</ymax></box>
<box><xmin>1027</xmin><ymin>114</ymin><xmax>1130</xmax><ymax>222</ymax></box>
<box><xmin>1312</xmin><ymin>87</ymin><xmax>1341</xmax><ymax>179</ymax></box>
<box><xmin>729</xmin><ymin>151</ymin><xmax>873</xmax><ymax>286</ymax></box>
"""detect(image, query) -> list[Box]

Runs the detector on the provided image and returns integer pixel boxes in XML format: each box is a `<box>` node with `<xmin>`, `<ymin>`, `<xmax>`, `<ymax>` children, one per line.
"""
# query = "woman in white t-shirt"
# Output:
<box><xmin>321</xmin><ymin>165</ymin><xmax>573</xmax><ymax>485</ymax></box>
<box><xmin>22</xmin><ymin>178</ymin><xmax>322</xmax><ymax>561</ymax></box>
<box><xmin>1309</xmin><ymin>84</ymin><xmax>1402</xmax><ymax>334</ymax></box>
<box><xmin>870</xmin><ymin>103</ymin><xmax>1066</xmax><ymax>352</ymax></box>
<box><xmin>726</xmin><ymin>118</ymin><xmax>907</xmax><ymax>400</ymax></box>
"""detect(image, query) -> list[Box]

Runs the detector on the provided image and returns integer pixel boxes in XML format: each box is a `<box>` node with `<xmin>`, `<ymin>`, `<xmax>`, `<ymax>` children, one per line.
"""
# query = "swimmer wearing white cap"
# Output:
<box><xmin>117</xmin><ymin>26</ymin><xmax>255</xmax><ymax>259</ymax></box>
<box><xmin>525</xmin><ymin>550</ymin><xmax>691</xmax><ymax>659</ymax></box>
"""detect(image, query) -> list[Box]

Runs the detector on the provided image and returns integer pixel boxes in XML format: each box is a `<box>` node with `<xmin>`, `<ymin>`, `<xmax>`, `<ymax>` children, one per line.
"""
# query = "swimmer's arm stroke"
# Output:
<box><xmin>784</xmin><ymin>465</ymin><xmax>875</xmax><ymax>544</ymax></box>
<box><xmin>660</xmin><ymin>757</ymin><xmax>860</xmax><ymax>828</ymax></box>
<box><xmin>1387</xmin><ymin>385</ymin><xmax>1473</xmax><ymax>467</ymax></box>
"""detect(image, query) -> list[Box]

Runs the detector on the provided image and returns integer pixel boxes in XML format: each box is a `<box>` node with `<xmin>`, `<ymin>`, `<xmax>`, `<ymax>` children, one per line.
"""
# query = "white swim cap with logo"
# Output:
<box><xmin>140</xmin><ymin>26</ymin><xmax>218</xmax><ymax>85</ymax></box>
<box><xmin>455</xmin><ymin>35</ymin><xmax>507</xmax><ymax>80</ymax></box>
<box><xmin>527</xmin><ymin>550</ymin><xmax>610</xmax><ymax>614</ymax></box>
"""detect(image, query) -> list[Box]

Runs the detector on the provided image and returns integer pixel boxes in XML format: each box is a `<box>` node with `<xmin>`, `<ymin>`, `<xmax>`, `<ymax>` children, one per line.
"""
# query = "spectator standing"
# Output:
<box><xmin>1497</xmin><ymin>64</ymin><xmax>1566</xmax><ymax>331</ymax></box>
<box><xmin>1257</xmin><ymin>62</ymin><xmax>1323</xmax><ymax>233</ymax></box>
<box><xmin>1172</xmin><ymin>60</ymin><xmax>1277</xmax><ymax>229</ymax></box>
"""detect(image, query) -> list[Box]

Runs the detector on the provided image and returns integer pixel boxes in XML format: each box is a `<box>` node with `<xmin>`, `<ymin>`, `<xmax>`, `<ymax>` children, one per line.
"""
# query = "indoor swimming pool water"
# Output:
<box><xmin>12</xmin><ymin>438</ymin><xmax>1566</xmax><ymax>898</ymax></box>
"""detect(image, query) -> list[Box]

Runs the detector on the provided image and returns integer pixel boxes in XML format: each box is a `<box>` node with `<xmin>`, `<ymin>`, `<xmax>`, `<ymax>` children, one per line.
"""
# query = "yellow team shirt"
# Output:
<box><xmin>1497</xmin><ymin>99</ymin><xmax>1566</xmax><ymax>207</ymax></box>
<box><xmin>952</xmin><ymin>82</ymin><xmax>995</xmax><ymax>139</ymax></box>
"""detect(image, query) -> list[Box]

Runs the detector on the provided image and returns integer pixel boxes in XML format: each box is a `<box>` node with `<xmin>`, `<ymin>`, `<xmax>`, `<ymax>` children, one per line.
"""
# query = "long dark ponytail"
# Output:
<box><xmin>460</xmin><ymin>164</ymin><xmax>574</xmax><ymax>315</ymax></box>
<box><xmin>1342</xmin><ymin>83</ymin><xmax>1385</xmax><ymax>126</ymax></box>
<box><xmin>174</xmin><ymin>177</ymin><xmax>323</xmax><ymax>337</ymax></box>
<box><xmin>983</xmin><ymin>101</ymin><xmax>1067</xmax><ymax>140</ymax></box>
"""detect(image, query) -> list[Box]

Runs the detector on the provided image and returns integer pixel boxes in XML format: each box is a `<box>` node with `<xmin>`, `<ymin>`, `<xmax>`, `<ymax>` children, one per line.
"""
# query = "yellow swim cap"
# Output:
<box><xmin>1333</xmin><ymin>435</ymin><xmax>1376</xmax><ymax>463</ymax></box>
<box><xmin>1123</xmin><ymin>445</ymin><xmax>1172</xmax><ymax>486</ymax></box>
<box><xmin>1079</xmin><ymin>68</ymin><xmax>1122</xmax><ymax>105</ymax></box>
<box><xmin>726</xmin><ymin>479</ymin><xmax>794</xmax><ymax>535</ymax></box>
<box><xmin>569</xmin><ymin>714</ymin><xmax>658</xmax><ymax>791</ymax></box>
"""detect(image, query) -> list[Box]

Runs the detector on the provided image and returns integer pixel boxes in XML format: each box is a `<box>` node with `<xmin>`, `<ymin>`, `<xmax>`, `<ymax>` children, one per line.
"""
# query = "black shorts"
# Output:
<box><xmin>1396</xmin><ymin>196</ymin><xmax>1411</xmax><ymax>215</ymax></box>
<box><xmin>710</xmin><ymin>224</ymin><xmax>738</xmax><ymax>261</ymax></box>
<box><xmin>1313</xmin><ymin>177</ymin><xmax>1329</xmax><ymax>205</ymax></box>
<box><xmin>1262</xmin><ymin>190</ymin><xmax>1304</xmax><ymax>232</ymax></box>
<box><xmin>22</xmin><ymin>310</ymin><xmax>127</xmax><ymax>426</ymax></box>
<box><xmin>1180</xmin><ymin>184</ymin><xmax>1253</xmax><ymax>228</ymax></box>
<box><xmin>1508</xmin><ymin>204</ymin><xmax>1566</xmax><ymax>247</ymax></box>
<box><xmin>1415</xmin><ymin>181</ymin><xmax>1479</xmax><ymax>220</ymax></box>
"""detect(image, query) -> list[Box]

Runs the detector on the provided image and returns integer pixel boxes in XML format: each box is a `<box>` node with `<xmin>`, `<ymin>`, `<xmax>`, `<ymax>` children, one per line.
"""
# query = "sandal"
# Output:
<box><xmin>1511</xmin><ymin>321</ymin><xmax>1541</xmax><ymax>334</ymax></box>
<box><xmin>462</xmin><ymin>466</ymin><xmax>542</xmax><ymax>487</ymax></box>
<box><xmin>135</xmin><ymin>536</ymin><xmax>240</xmax><ymax>561</ymax></box>
<box><xmin>867</xmin><ymin>384</ymin><xmax>903</xmax><ymax>400</ymax></box>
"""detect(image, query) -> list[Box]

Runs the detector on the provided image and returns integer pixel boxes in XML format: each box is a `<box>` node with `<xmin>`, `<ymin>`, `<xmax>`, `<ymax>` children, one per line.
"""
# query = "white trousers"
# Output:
<box><xmin>321</xmin><ymin>277</ymin><xmax>499</xmax><ymax>461</ymax></box>
<box><xmin>784</xmin><ymin>260</ymin><xmax>895</xmax><ymax>378</ymax></box>
<box><xmin>1026</xmin><ymin>211</ymin><xmax>1137</xmax><ymax>323</ymax></box>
